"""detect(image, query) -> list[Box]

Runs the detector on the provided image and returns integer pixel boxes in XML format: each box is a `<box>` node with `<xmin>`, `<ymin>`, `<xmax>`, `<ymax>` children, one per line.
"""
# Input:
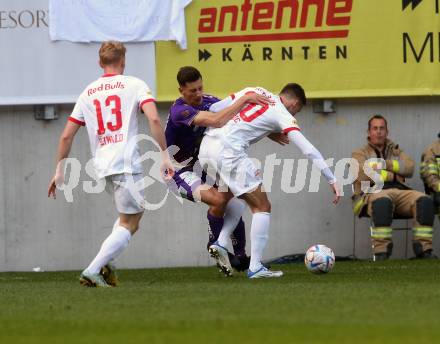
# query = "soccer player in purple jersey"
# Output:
<box><xmin>165</xmin><ymin>66</ymin><xmax>286</xmax><ymax>275</ymax></box>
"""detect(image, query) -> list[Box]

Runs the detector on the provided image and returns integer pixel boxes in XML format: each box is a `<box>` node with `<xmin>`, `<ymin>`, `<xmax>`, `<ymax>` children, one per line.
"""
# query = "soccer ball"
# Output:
<box><xmin>304</xmin><ymin>244</ymin><xmax>335</xmax><ymax>274</ymax></box>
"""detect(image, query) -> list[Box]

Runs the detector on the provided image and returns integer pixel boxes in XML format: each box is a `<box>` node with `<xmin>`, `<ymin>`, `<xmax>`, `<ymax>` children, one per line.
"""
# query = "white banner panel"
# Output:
<box><xmin>0</xmin><ymin>0</ymin><xmax>155</xmax><ymax>105</ymax></box>
<box><xmin>49</xmin><ymin>0</ymin><xmax>192</xmax><ymax>49</ymax></box>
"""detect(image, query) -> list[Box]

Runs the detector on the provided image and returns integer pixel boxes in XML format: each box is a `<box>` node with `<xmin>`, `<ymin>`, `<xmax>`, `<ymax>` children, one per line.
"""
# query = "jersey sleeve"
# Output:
<box><xmin>209</xmin><ymin>87</ymin><xmax>256</xmax><ymax>112</ymax></box>
<box><xmin>68</xmin><ymin>97</ymin><xmax>86</xmax><ymax>126</ymax></box>
<box><xmin>287</xmin><ymin>130</ymin><xmax>336</xmax><ymax>184</ymax></box>
<box><xmin>169</xmin><ymin>103</ymin><xmax>199</xmax><ymax>127</ymax></box>
<box><xmin>209</xmin><ymin>95</ymin><xmax>234</xmax><ymax>112</ymax></box>
<box><xmin>137</xmin><ymin>80</ymin><xmax>155</xmax><ymax>109</ymax></box>
<box><xmin>275</xmin><ymin>109</ymin><xmax>301</xmax><ymax>134</ymax></box>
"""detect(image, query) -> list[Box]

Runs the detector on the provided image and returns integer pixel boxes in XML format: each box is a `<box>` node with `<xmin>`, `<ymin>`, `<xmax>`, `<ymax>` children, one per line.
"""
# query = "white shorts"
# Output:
<box><xmin>199</xmin><ymin>136</ymin><xmax>262</xmax><ymax>197</ymax></box>
<box><xmin>105</xmin><ymin>173</ymin><xmax>145</xmax><ymax>214</ymax></box>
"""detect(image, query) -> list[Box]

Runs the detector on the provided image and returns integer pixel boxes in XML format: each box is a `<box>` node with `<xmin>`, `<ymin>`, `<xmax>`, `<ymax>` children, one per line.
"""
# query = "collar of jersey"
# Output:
<box><xmin>102</xmin><ymin>73</ymin><xmax>119</xmax><ymax>77</ymax></box>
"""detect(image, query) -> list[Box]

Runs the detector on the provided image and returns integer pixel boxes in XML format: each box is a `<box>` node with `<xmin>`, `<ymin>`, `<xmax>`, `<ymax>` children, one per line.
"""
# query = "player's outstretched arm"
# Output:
<box><xmin>193</xmin><ymin>92</ymin><xmax>270</xmax><ymax>128</ymax></box>
<box><xmin>48</xmin><ymin>121</ymin><xmax>81</xmax><ymax>199</ymax></box>
<box><xmin>142</xmin><ymin>101</ymin><xmax>174</xmax><ymax>180</ymax></box>
<box><xmin>287</xmin><ymin>130</ymin><xmax>341</xmax><ymax>204</ymax></box>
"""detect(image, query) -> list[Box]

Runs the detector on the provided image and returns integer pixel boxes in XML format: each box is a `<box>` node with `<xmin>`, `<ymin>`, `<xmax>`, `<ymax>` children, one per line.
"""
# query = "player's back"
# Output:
<box><xmin>69</xmin><ymin>74</ymin><xmax>154</xmax><ymax>178</ymax></box>
<box><xmin>205</xmin><ymin>87</ymin><xmax>295</xmax><ymax>151</ymax></box>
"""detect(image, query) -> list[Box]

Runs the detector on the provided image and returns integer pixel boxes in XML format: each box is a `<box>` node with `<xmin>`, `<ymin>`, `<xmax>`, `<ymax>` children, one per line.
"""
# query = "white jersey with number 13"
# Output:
<box><xmin>69</xmin><ymin>74</ymin><xmax>154</xmax><ymax>179</ymax></box>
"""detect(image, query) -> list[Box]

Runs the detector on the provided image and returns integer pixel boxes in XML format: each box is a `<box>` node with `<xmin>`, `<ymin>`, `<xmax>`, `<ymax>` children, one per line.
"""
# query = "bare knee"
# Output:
<box><xmin>208</xmin><ymin>191</ymin><xmax>232</xmax><ymax>216</ymax></box>
<box><xmin>240</xmin><ymin>188</ymin><xmax>271</xmax><ymax>213</ymax></box>
<box><xmin>119</xmin><ymin>221</ymin><xmax>138</xmax><ymax>235</ymax></box>
<box><xmin>119</xmin><ymin>213</ymin><xmax>143</xmax><ymax>235</ymax></box>
<box><xmin>250</xmin><ymin>199</ymin><xmax>271</xmax><ymax>213</ymax></box>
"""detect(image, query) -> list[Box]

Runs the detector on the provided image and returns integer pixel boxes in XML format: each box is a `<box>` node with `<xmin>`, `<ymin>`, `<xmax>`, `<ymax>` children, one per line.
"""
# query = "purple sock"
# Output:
<box><xmin>207</xmin><ymin>212</ymin><xmax>224</xmax><ymax>250</ymax></box>
<box><xmin>231</xmin><ymin>218</ymin><xmax>246</xmax><ymax>257</ymax></box>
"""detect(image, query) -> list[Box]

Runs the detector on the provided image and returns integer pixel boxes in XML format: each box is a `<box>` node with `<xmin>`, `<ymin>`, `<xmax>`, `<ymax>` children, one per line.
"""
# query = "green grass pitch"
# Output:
<box><xmin>1</xmin><ymin>260</ymin><xmax>440</xmax><ymax>344</ymax></box>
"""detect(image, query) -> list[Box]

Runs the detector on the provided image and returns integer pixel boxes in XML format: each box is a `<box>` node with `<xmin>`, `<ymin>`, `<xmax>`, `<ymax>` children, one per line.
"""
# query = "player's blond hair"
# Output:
<box><xmin>99</xmin><ymin>41</ymin><xmax>126</xmax><ymax>66</ymax></box>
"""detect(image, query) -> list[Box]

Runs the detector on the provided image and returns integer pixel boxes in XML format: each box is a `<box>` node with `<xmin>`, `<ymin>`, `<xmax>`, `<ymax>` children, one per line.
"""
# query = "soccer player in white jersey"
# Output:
<box><xmin>199</xmin><ymin>84</ymin><xmax>341</xmax><ymax>279</ymax></box>
<box><xmin>48</xmin><ymin>41</ymin><xmax>174</xmax><ymax>287</ymax></box>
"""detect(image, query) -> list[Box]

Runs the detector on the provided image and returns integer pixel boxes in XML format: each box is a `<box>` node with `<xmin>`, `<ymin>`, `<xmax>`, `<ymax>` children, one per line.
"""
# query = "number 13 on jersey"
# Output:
<box><xmin>94</xmin><ymin>95</ymin><xmax>122</xmax><ymax>135</ymax></box>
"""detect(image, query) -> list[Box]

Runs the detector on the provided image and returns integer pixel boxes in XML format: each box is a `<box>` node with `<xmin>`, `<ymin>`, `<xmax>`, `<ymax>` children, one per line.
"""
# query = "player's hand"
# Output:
<box><xmin>243</xmin><ymin>92</ymin><xmax>273</xmax><ymax>106</ymax></box>
<box><xmin>48</xmin><ymin>171</ymin><xmax>64</xmax><ymax>199</ymax></box>
<box><xmin>48</xmin><ymin>176</ymin><xmax>57</xmax><ymax>199</ymax></box>
<box><xmin>160</xmin><ymin>159</ymin><xmax>175</xmax><ymax>181</ymax></box>
<box><xmin>330</xmin><ymin>182</ymin><xmax>341</xmax><ymax>205</ymax></box>
<box><xmin>267</xmin><ymin>132</ymin><xmax>289</xmax><ymax>146</ymax></box>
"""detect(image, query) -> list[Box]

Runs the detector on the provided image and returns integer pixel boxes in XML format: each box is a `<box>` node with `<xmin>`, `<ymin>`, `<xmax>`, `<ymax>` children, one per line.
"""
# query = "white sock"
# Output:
<box><xmin>249</xmin><ymin>212</ymin><xmax>271</xmax><ymax>272</ymax></box>
<box><xmin>84</xmin><ymin>226</ymin><xmax>131</xmax><ymax>274</ymax></box>
<box><xmin>105</xmin><ymin>218</ymin><xmax>121</xmax><ymax>265</ymax></box>
<box><xmin>217</xmin><ymin>198</ymin><xmax>246</xmax><ymax>248</ymax></box>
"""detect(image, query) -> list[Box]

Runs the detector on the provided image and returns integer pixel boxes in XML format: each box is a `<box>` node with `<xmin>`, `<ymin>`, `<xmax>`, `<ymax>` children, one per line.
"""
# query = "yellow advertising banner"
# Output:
<box><xmin>156</xmin><ymin>0</ymin><xmax>440</xmax><ymax>100</ymax></box>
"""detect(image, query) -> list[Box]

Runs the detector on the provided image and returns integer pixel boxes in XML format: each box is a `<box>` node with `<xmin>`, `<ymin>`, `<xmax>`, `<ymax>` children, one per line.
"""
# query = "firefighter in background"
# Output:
<box><xmin>420</xmin><ymin>132</ymin><xmax>440</xmax><ymax>215</ymax></box>
<box><xmin>351</xmin><ymin>114</ymin><xmax>436</xmax><ymax>261</ymax></box>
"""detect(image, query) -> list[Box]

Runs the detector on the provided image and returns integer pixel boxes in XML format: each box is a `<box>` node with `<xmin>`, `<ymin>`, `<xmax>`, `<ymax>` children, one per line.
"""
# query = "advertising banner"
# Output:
<box><xmin>157</xmin><ymin>0</ymin><xmax>440</xmax><ymax>100</ymax></box>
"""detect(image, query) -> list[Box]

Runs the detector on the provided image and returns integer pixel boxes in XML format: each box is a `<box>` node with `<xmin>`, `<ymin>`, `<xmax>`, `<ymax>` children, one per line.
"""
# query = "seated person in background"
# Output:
<box><xmin>351</xmin><ymin>114</ymin><xmax>436</xmax><ymax>261</ymax></box>
<box><xmin>420</xmin><ymin>132</ymin><xmax>440</xmax><ymax>215</ymax></box>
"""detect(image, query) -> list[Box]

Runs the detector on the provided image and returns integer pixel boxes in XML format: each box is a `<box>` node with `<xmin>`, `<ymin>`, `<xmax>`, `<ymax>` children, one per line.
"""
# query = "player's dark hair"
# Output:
<box><xmin>280</xmin><ymin>83</ymin><xmax>306</xmax><ymax>105</ymax></box>
<box><xmin>368</xmin><ymin>114</ymin><xmax>388</xmax><ymax>130</ymax></box>
<box><xmin>177</xmin><ymin>66</ymin><xmax>202</xmax><ymax>87</ymax></box>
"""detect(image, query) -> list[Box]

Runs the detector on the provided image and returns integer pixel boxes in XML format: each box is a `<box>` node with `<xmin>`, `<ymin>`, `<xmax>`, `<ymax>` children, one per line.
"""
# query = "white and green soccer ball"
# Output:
<box><xmin>304</xmin><ymin>244</ymin><xmax>335</xmax><ymax>274</ymax></box>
